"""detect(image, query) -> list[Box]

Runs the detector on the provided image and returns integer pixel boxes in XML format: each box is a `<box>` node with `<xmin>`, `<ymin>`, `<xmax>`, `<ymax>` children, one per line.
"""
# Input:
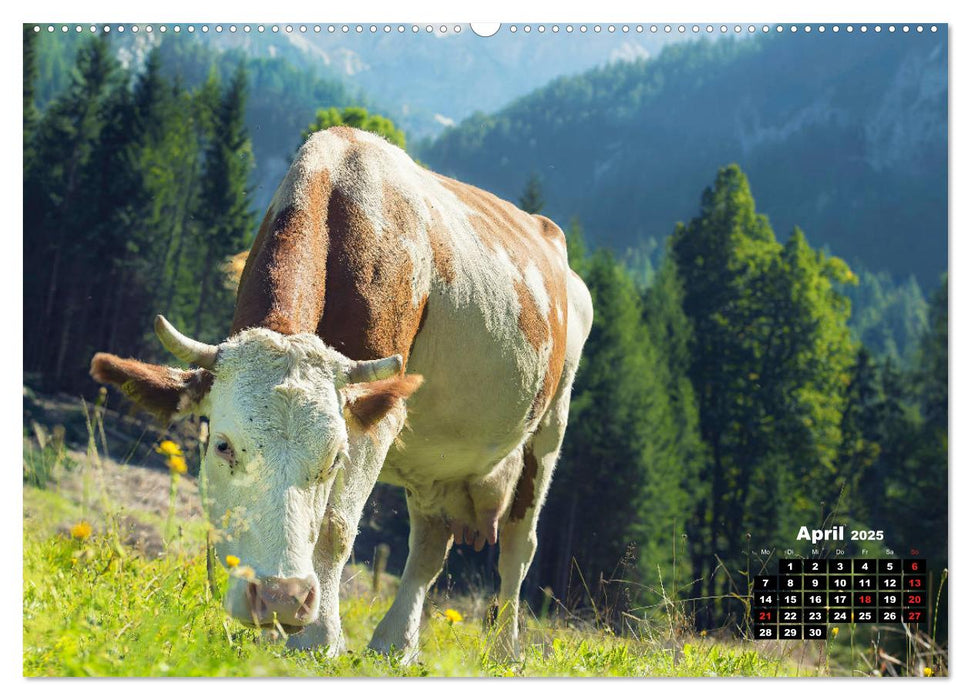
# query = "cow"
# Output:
<box><xmin>90</xmin><ymin>126</ymin><xmax>593</xmax><ymax>661</ymax></box>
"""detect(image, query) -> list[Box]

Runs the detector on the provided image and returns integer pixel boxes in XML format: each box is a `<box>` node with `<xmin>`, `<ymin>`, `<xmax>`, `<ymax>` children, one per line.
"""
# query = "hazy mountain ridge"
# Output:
<box><xmin>419</xmin><ymin>32</ymin><xmax>947</xmax><ymax>288</ymax></box>
<box><xmin>33</xmin><ymin>27</ymin><xmax>702</xmax><ymax>203</ymax></box>
<box><xmin>277</xmin><ymin>29</ymin><xmax>695</xmax><ymax>138</ymax></box>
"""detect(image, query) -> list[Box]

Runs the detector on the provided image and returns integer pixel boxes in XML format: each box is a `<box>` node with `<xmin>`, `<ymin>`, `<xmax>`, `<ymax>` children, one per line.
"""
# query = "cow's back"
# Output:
<box><xmin>234</xmin><ymin>127</ymin><xmax>573</xmax><ymax>481</ymax></box>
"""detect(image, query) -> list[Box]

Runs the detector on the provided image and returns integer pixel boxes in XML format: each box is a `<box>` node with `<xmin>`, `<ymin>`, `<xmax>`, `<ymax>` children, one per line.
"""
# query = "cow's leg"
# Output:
<box><xmin>493</xmin><ymin>369</ymin><xmax>576</xmax><ymax>661</ymax></box>
<box><xmin>283</xmin><ymin>507</ymin><xmax>356</xmax><ymax>655</ymax></box>
<box><xmin>368</xmin><ymin>495</ymin><xmax>452</xmax><ymax>660</ymax></box>
<box><xmin>287</xmin><ymin>407</ymin><xmax>408</xmax><ymax>655</ymax></box>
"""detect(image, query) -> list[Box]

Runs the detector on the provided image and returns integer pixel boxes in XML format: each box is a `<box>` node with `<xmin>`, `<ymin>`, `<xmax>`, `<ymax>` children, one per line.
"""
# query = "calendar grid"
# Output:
<box><xmin>751</xmin><ymin>559</ymin><xmax>927</xmax><ymax>640</ymax></box>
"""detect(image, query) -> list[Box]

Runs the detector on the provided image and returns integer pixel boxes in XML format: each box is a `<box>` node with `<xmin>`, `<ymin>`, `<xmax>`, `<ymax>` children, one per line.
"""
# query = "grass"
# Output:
<box><xmin>21</xmin><ymin>396</ymin><xmax>945</xmax><ymax>678</ymax></box>
<box><xmin>21</xmin><ymin>495</ymin><xmax>790</xmax><ymax>677</ymax></box>
<box><xmin>23</xmin><ymin>481</ymin><xmax>810</xmax><ymax>677</ymax></box>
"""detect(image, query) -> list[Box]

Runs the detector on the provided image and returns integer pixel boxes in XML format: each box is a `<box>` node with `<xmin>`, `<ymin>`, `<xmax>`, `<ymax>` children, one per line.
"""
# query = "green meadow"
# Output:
<box><xmin>22</xmin><ymin>411</ymin><xmax>942</xmax><ymax>679</ymax></box>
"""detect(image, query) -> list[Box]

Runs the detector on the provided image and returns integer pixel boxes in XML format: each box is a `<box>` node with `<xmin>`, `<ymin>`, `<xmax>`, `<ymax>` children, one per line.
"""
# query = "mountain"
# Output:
<box><xmin>33</xmin><ymin>25</ymin><xmax>695</xmax><ymax>141</ymax></box>
<box><xmin>166</xmin><ymin>25</ymin><xmax>694</xmax><ymax>139</ymax></box>
<box><xmin>32</xmin><ymin>26</ymin><xmax>694</xmax><ymax>213</ymax></box>
<box><xmin>418</xmin><ymin>32</ymin><xmax>948</xmax><ymax>288</ymax></box>
<box><xmin>269</xmin><ymin>27</ymin><xmax>692</xmax><ymax>139</ymax></box>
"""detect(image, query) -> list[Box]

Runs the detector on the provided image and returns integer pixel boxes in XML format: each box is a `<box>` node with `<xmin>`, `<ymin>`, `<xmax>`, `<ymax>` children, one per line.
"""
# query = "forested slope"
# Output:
<box><xmin>420</xmin><ymin>32</ymin><xmax>947</xmax><ymax>288</ymax></box>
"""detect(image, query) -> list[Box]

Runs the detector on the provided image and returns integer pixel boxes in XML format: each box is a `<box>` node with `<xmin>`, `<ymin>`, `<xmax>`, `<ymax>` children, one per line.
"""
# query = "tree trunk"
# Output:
<box><xmin>107</xmin><ymin>266</ymin><xmax>131</xmax><ymax>354</ymax></box>
<box><xmin>43</xmin><ymin>144</ymin><xmax>83</xmax><ymax>322</ymax></box>
<box><xmin>96</xmin><ymin>269</ymin><xmax>116</xmax><ymax>352</ymax></box>
<box><xmin>52</xmin><ymin>296</ymin><xmax>75</xmax><ymax>386</ymax></box>
<box><xmin>706</xmin><ymin>431</ymin><xmax>725</xmax><ymax>623</ymax></box>
<box><xmin>556</xmin><ymin>490</ymin><xmax>579</xmax><ymax>603</ymax></box>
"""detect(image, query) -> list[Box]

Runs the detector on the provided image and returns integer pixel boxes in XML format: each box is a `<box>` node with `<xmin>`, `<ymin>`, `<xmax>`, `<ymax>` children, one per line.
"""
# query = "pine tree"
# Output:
<box><xmin>544</xmin><ymin>250</ymin><xmax>646</xmax><ymax>609</ymax></box>
<box><xmin>133</xmin><ymin>48</ymin><xmax>166</xmax><ymax>142</ymax></box>
<box><xmin>910</xmin><ymin>276</ymin><xmax>948</xmax><ymax>632</ymax></box>
<box><xmin>670</xmin><ymin>164</ymin><xmax>780</xmax><ymax>621</ymax></box>
<box><xmin>641</xmin><ymin>257</ymin><xmax>707</xmax><ymax>610</ymax></box>
<box><xmin>131</xmin><ymin>51</ymin><xmax>206</xmax><ymax>335</ymax></box>
<box><xmin>518</xmin><ymin>172</ymin><xmax>545</xmax><ymax>214</ymax></box>
<box><xmin>192</xmin><ymin>62</ymin><xmax>255</xmax><ymax>341</ymax></box>
<box><xmin>671</xmin><ymin>165</ymin><xmax>858</xmax><ymax>625</ymax></box>
<box><xmin>23</xmin><ymin>25</ymin><xmax>42</xmax><ymax>344</ymax></box>
<box><xmin>564</xmin><ymin>217</ymin><xmax>587</xmax><ymax>276</ymax></box>
<box><xmin>758</xmin><ymin>228</ymin><xmax>856</xmax><ymax>540</ymax></box>
<box><xmin>162</xmin><ymin>69</ymin><xmax>219</xmax><ymax>326</ymax></box>
<box><xmin>76</xmin><ymin>77</ymin><xmax>148</xmax><ymax>372</ymax></box>
<box><xmin>835</xmin><ymin>347</ymin><xmax>883</xmax><ymax>528</ymax></box>
<box><xmin>916</xmin><ymin>275</ymin><xmax>947</xmax><ymax>432</ymax></box>
<box><xmin>891</xmin><ymin>277</ymin><xmax>947</xmax><ymax>576</ymax></box>
<box><xmin>25</xmin><ymin>35</ymin><xmax>120</xmax><ymax>383</ymax></box>
<box><xmin>23</xmin><ymin>25</ymin><xmax>39</xmax><ymax>169</ymax></box>
<box><xmin>536</xmin><ymin>249</ymin><xmax>690</xmax><ymax>621</ymax></box>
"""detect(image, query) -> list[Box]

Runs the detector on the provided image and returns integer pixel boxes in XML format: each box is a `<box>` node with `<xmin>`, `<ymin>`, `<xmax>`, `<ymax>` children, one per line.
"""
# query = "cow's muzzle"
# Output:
<box><xmin>242</xmin><ymin>575</ymin><xmax>318</xmax><ymax>628</ymax></box>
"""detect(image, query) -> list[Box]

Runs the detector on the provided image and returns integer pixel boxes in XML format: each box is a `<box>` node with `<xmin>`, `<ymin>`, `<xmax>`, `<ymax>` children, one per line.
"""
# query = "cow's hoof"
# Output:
<box><xmin>285</xmin><ymin>625</ymin><xmax>345</xmax><ymax>657</ymax></box>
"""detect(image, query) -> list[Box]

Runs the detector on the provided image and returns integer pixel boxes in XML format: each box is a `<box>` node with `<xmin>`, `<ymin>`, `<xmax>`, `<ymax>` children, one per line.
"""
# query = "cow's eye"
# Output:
<box><xmin>214</xmin><ymin>437</ymin><xmax>235</xmax><ymax>464</ymax></box>
<box><xmin>332</xmin><ymin>447</ymin><xmax>349</xmax><ymax>472</ymax></box>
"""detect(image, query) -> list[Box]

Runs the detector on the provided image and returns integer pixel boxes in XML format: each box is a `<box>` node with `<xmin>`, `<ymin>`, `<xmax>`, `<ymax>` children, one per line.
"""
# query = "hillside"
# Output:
<box><xmin>419</xmin><ymin>32</ymin><xmax>947</xmax><ymax>288</ymax></box>
<box><xmin>24</xmin><ymin>389</ymin><xmax>932</xmax><ymax>677</ymax></box>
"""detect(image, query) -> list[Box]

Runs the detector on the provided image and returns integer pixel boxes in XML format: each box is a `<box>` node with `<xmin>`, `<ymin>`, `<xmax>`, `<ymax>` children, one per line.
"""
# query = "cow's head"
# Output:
<box><xmin>91</xmin><ymin>316</ymin><xmax>421</xmax><ymax>635</ymax></box>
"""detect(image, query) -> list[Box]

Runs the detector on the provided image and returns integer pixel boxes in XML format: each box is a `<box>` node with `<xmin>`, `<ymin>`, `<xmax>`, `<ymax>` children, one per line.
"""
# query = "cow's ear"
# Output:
<box><xmin>90</xmin><ymin>352</ymin><xmax>214</xmax><ymax>423</ymax></box>
<box><xmin>344</xmin><ymin>374</ymin><xmax>423</xmax><ymax>430</ymax></box>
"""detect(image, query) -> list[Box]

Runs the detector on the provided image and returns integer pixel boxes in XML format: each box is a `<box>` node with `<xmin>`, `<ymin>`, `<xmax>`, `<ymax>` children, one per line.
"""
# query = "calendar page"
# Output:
<box><xmin>21</xmin><ymin>12</ymin><xmax>949</xmax><ymax>680</ymax></box>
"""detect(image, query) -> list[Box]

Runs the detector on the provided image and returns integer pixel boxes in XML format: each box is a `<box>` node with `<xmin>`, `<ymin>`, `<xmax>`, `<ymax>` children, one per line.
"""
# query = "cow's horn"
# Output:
<box><xmin>347</xmin><ymin>354</ymin><xmax>403</xmax><ymax>384</ymax></box>
<box><xmin>154</xmin><ymin>315</ymin><xmax>218</xmax><ymax>370</ymax></box>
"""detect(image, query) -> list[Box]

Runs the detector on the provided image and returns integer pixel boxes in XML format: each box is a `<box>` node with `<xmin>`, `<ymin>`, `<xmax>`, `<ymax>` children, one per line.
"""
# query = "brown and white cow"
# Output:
<box><xmin>90</xmin><ymin>126</ymin><xmax>592</xmax><ymax>660</ymax></box>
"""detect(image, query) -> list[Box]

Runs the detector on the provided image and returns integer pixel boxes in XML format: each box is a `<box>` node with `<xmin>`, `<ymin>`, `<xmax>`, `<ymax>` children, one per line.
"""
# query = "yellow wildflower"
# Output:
<box><xmin>923</xmin><ymin>667</ymin><xmax>934</xmax><ymax>677</ymax></box>
<box><xmin>700</xmin><ymin>630</ymin><xmax>708</xmax><ymax>638</ymax></box>
<box><xmin>156</xmin><ymin>440</ymin><xmax>183</xmax><ymax>457</ymax></box>
<box><xmin>166</xmin><ymin>455</ymin><xmax>188</xmax><ymax>474</ymax></box>
<box><xmin>70</xmin><ymin>521</ymin><xmax>92</xmax><ymax>540</ymax></box>
<box><xmin>225</xmin><ymin>555</ymin><xmax>240</xmax><ymax>568</ymax></box>
<box><xmin>832</xmin><ymin>627</ymin><xmax>839</xmax><ymax>637</ymax></box>
<box><xmin>443</xmin><ymin>609</ymin><xmax>463</xmax><ymax>624</ymax></box>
